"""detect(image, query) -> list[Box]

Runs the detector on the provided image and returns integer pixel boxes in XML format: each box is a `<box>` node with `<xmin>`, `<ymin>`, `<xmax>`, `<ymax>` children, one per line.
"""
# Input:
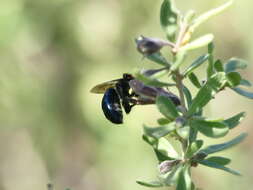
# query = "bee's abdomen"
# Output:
<box><xmin>102</xmin><ymin>88</ymin><xmax>123</xmax><ymax>124</ymax></box>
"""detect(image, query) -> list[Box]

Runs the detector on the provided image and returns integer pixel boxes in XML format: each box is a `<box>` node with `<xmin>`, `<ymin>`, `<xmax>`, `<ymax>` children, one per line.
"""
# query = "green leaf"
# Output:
<box><xmin>141</xmin><ymin>68</ymin><xmax>171</xmax><ymax>79</ymax></box>
<box><xmin>135</xmin><ymin>71</ymin><xmax>172</xmax><ymax>87</ymax></box>
<box><xmin>207</xmin><ymin>72</ymin><xmax>227</xmax><ymax>91</ymax></box>
<box><xmin>181</xmin><ymin>34</ymin><xmax>214</xmax><ymax>52</ymax></box>
<box><xmin>176</xmin><ymin>165</ymin><xmax>192</xmax><ymax>190</ymax></box>
<box><xmin>157</xmin><ymin>118</ymin><xmax>172</xmax><ymax>125</ymax></box>
<box><xmin>142</xmin><ymin>135</ymin><xmax>178</xmax><ymax>161</ymax></box>
<box><xmin>183</xmin><ymin>86</ymin><xmax>192</xmax><ymax>108</ymax></box>
<box><xmin>198</xmin><ymin>160</ymin><xmax>241</xmax><ymax>176</ymax></box>
<box><xmin>189</xmin><ymin>128</ymin><xmax>198</xmax><ymax>144</ymax></box>
<box><xmin>160</xmin><ymin>0</ymin><xmax>179</xmax><ymax>41</ymax></box>
<box><xmin>190</xmin><ymin>118</ymin><xmax>229</xmax><ymax>138</ymax></box>
<box><xmin>156</xmin><ymin>95</ymin><xmax>179</xmax><ymax>120</ymax></box>
<box><xmin>184</xmin><ymin>10</ymin><xmax>196</xmax><ymax>24</ymax></box>
<box><xmin>224</xmin><ymin>112</ymin><xmax>246</xmax><ymax>129</ymax></box>
<box><xmin>232</xmin><ymin>87</ymin><xmax>253</xmax><ymax>99</ymax></box>
<box><xmin>142</xmin><ymin>134</ymin><xmax>157</xmax><ymax>146</ymax></box>
<box><xmin>157</xmin><ymin>137</ymin><xmax>179</xmax><ymax>159</ymax></box>
<box><xmin>163</xmin><ymin>164</ymin><xmax>184</xmax><ymax>186</ymax></box>
<box><xmin>186</xmin><ymin>140</ymin><xmax>203</xmax><ymax>158</ymax></box>
<box><xmin>183</xmin><ymin>54</ymin><xmax>209</xmax><ymax>76</ymax></box>
<box><xmin>188</xmin><ymin>72</ymin><xmax>202</xmax><ymax>88</ymax></box>
<box><xmin>177</xmin><ymin>126</ymin><xmax>190</xmax><ymax>140</ymax></box>
<box><xmin>136</xmin><ymin>180</ymin><xmax>164</xmax><ymax>188</ymax></box>
<box><xmin>226</xmin><ymin>72</ymin><xmax>242</xmax><ymax>87</ymax></box>
<box><xmin>208</xmin><ymin>42</ymin><xmax>214</xmax><ymax>54</ymax></box>
<box><xmin>188</xmin><ymin>86</ymin><xmax>212</xmax><ymax>115</ymax></box>
<box><xmin>206</xmin><ymin>156</ymin><xmax>231</xmax><ymax>166</ymax></box>
<box><xmin>214</xmin><ymin>59</ymin><xmax>224</xmax><ymax>72</ymax></box>
<box><xmin>154</xmin><ymin>150</ymin><xmax>173</xmax><ymax>162</ymax></box>
<box><xmin>189</xmin><ymin>1</ymin><xmax>233</xmax><ymax>33</ymax></box>
<box><xmin>147</xmin><ymin>52</ymin><xmax>171</xmax><ymax>66</ymax></box>
<box><xmin>240</xmin><ymin>79</ymin><xmax>252</xmax><ymax>87</ymax></box>
<box><xmin>207</xmin><ymin>43</ymin><xmax>215</xmax><ymax>78</ymax></box>
<box><xmin>187</xmin><ymin>72</ymin><xmax>227</xmax><ymax>116</ymax></box>
<box><xmin>200</xmin><ymin>133</ymin><xmax>247</xmax><ymax>154</ymax></box>
<box><xmin>225</xmin><ymin>58</ymin><xmax>248</xmax><ymax>73</ymax></box>
<box><xmin>144</xmin><ymin>123</ymin><xmax>176</xmax><ymax>139</ymax></box>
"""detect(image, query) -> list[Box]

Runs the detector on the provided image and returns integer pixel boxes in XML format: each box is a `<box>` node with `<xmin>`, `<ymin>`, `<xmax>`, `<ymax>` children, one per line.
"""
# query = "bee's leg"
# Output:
<box><xmin>122</xmin><ymin>100</ymin><xmax>133</xmax><ymax>114</ymax></box>
<box><xmin>123</xmin><ymin>97</ymin><xmax>154</xmax><ymax>113</ymax></box>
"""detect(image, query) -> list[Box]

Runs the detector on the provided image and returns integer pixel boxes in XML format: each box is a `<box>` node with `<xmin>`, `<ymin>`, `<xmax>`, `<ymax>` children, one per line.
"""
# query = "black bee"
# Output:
<box><xmin>90</xmin><ymin>73</ymin><xmax>180</xmax><ymax>124</ymax></box>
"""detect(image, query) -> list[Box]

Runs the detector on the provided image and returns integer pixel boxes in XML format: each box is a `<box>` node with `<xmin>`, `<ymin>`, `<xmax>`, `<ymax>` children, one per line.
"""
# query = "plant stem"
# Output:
<box><xmin>175</xmin><ymin>70</ymin><xmax>186</xmax><ymax>114</ymax></box>
<box><xmin>172</xmin><ymin>69</ymin><xmax>188</xmax><ymax>155</ymax></box>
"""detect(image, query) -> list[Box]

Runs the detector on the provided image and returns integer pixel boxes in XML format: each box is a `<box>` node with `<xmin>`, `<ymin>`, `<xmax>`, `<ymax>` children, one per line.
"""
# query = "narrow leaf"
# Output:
<box><xmin>207</xmin><ymin>43</ymin><xmax>215</xmax><ymax>78</ymax></box>
<box><xmin>181</xmin><ymin>34</ymin><xmax>214</xmax><ymax>52</ymax></box>
<box><xmin>198</xmin><ymin>160</ymin><xmax>241</xmax><ymax>176</ymax></box>
<box><xmin>207</xmin><ymin>72</ymin><xmax>227</xmax><ymax>91</ymax></box>
<box><xmin>232</xmin><ymin>87</ymin><xmax>253</xmax><ymax>99</ymax></box>
<box><xmin>190</xmin><ymin>1</ymin><xmax>233</xmax><ymax>33</ymax></box>
<box><xmin>142</xmin><ymin>134</ymin><xmax>157</xmax><ymax>146</ymax></box>
<box><xmin>187</xmin><ymin>72</ymin><xmax>227</xmax><ymax>116</ymax></box>
<box><xmin>214</xmin><ymin>59</ymin><xmax>224</xmax><ymax>72</ymax></box>
<box><xmin>206</xmin><ymin>156</ymin><xmax>231</xmax><ymax>166</ymax></box>
<box><xmin>136</xmin><ymin>180</ymin><xmax>164</xmax><ymax>188</ymax></box>
<box><xmin>157</xmin><ymin>137</ymin><xmax>179</xmax><ymax>159</ymax></box>
<box><xmin>177</xmin><ymin>126</ymin><xmax>190</xmax><ymax>140</ymax></box>
<box><xmin>225</xmin><ymin>58</ymin><xmax>248</xmax><ymax>73</ymax></box>
<box><xmin>142</xmin><ymin>135</ymin><xmax>177</xmax><ymax>161</ymax></box>
<box><xmin>157</xmin><ymin>118</ymin><xmax>171</xmax><ymax>125</ymax></box>
<box><xmin>184</xmin><ymin>54</ymin><xmax>209</xmax><ymax>76</ymax></box>
<box><xmin>226</xmin><ymin>72</ymin><xmax>242</xmax><ymax>87</ymax></box>
<box><xmin>200</xmin><ymin>133</ymin><xmax>247</xmax><ymax>154</ymax></box>
<box><xmin>143</xmin><ymin>123</ymin><xmax>176</xmax><ymax>139</ymax></box>
<box><xmin>156</xmin><ymin>95</ymin><xmax>179</xmax><ymax>120</ymax></box>
<box><xmin>186</xmin><ymin>140</ymin><xmax>204</xmax><ymax>158</ymax></box>
<box><xmin>188</xmin><ymin>86</ymin><xmax>212</xmax><ymax>115</ymax></box>
<box><xmin>190</xmin><ymin>118</ymin><xmax>229</xmax><ymax>138</ymax></box>
<box><xmin>163</xmin><ymin>164</ymin><xmax>184</xmax><ymax>186</ymax></box>
<box><xmin>240</xmin><ymin>79</ymin><xmax>252</xmax><ymax>87</ymax></box>
<box><xmin>189</xmin><ymin>128</ymin><xmax>198</xmax><ymax>144</ymax></box>
<box><xmin>183</xmin><ymin>86</ymin><xmax>193</xmax><ymax>108</ymax></box>
<box><xmin>147</xmin><ymin>52</ymin><xmax>171</xmax><ymax>66</ymax></box>
<box><xmin>160</xmin><ymin>0</ymin><xmax>179</xmax><ymax>41</ymax></box>
<box><xmin>135</xmin><ymin>71</ymin><xmax>173</xmax><ymax>87</ymax></box>
<box><xmin>176</xmin><ymin>165</ymin><xmax>192</xmax><ymax>190</ymax></box>
<box><xmin>224</xmin><ymin>112</ymin><xmax>246</xmax><ymax>129</ymax></box>
<box><xmin>188</xmin><ymin>72</ymin><xmax>202</xmax><ymax>88</ymax></box>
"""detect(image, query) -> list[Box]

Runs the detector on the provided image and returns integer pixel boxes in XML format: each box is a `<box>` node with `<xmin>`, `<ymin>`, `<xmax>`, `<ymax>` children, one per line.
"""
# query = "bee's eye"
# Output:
<box><xmin>123</xmin><ymin>73</ymin><xmax>134</xmax><ymax>81</ymax></box>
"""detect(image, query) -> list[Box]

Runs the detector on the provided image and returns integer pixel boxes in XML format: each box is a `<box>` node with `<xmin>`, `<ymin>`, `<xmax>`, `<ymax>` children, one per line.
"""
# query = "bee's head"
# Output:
<box><xmin>123</xmin><ymin>73</ymin><xmax>134</xmax><ymax>81</ymax></box>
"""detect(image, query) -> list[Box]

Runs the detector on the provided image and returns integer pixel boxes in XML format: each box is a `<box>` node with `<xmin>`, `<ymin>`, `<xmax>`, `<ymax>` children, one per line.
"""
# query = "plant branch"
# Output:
<box><xmin>174</xmin><ymin>70</ymin><xmax>187</xmax><ymax>113</ymax></box>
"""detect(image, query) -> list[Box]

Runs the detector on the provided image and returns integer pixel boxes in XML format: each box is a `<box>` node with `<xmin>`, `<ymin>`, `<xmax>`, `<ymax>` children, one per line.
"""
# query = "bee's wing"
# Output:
<box><xmin>90</xmin><ymin>79</ymin><xmax>120</xmax><ymax>94</ymax></box>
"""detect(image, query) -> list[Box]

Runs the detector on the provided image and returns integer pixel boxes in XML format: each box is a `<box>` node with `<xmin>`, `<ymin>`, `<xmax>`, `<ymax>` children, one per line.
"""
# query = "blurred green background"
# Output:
<box><xmin>0</xmin><ymin>0</ymin><xmax>252</xmax><ymax>190</ymax></box>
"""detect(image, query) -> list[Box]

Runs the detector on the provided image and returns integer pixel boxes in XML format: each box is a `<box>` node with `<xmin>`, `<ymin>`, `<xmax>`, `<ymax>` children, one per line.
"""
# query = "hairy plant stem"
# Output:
<box><xmin>175</xmin><ymin>70</ymin><xmax>187</xmax><ymax>114</ymax></box>
<box><xmin>172</xmin><ymin>69</ymin><xmax>188</xmax><ymax>155</ymax></box>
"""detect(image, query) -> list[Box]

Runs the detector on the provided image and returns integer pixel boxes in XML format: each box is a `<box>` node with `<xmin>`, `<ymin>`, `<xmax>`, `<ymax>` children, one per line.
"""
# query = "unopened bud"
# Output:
<box><xmin>193</xmin><ymin>152</ymin><xmax>208</xmax><ymax>161</ymax></box>
<box><xmin>175</xmin><ymin>117</ymin><xmax>186</xmax><ymax>127</ymax></box>
<box><xmin>158</xmin><ymin>160</ymin><xmax>180</xmax><ymax>174</ymax></box>
<box><xmin>135</xmin><ymin>35</ymin><xmax>171</xmax><ymax>56</ymax></box>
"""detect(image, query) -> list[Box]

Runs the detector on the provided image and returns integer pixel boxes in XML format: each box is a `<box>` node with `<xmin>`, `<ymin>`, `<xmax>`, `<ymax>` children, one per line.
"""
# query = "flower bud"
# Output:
<box><xmin>135</xmin><ymin>35</ymin><xmax>171</xmax><ymax>56</ymax></box>
<box><xmin>158</xmin><ymin>160</ymin><xmax>180</xmax><ymax>174</ymax></box>
<box><xmin>193</xmin><ymin>152</ymin><xmax>208</xmax><ymax>161</ymax></box>
<box><xmin>175</xmin><ymin>117</ymin><xmax>186</xmax><ymax>127</ymax></box>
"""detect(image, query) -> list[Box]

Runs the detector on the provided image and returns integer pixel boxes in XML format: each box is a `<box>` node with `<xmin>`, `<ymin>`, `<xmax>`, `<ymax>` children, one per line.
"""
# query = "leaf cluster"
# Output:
<box><xmin>135</xmin><ymin>1</ymin><xmax>251</xmax><ymax>189</ymax></box>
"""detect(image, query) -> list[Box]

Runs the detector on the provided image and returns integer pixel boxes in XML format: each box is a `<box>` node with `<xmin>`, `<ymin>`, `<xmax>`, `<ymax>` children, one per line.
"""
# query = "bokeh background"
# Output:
<box><xmin>0</xmin><ymin>0</ymin><xmax>252</xmax><ymax>190</ymax></box>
